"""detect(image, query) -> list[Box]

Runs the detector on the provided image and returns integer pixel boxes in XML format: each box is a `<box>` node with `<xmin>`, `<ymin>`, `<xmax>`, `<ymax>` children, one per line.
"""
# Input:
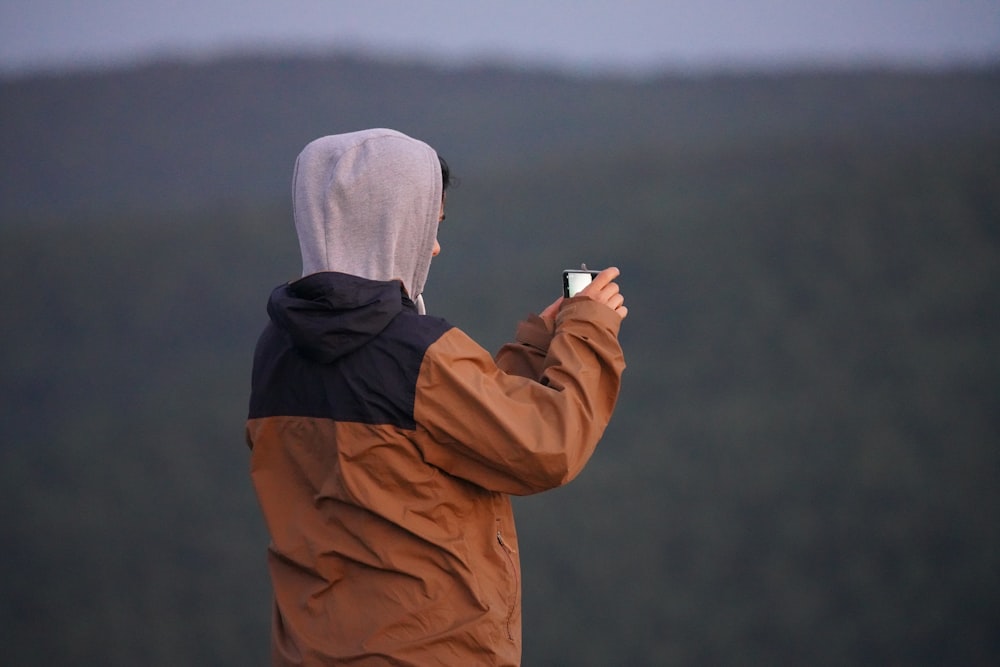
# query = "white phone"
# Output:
<box><xmin>562</xmin><ymin>269</ymin><xmax>600</xmax><ymax>298</ymax></box>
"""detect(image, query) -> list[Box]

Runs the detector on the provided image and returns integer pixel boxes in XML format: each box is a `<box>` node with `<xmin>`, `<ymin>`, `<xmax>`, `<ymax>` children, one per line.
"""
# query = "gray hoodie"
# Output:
<box><xmin>292</xmin><ymin>128</ymin><xmax>443</xmax><ymax>314</ymax></box>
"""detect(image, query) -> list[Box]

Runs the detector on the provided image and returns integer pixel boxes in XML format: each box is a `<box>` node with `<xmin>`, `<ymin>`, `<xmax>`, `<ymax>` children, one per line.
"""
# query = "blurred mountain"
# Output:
<box><xmin>1</xmin><ymin>56</ymin><xmax>998</xmax><ymax>666</ymax></box>
<box><xmin>1</xmin><ymin>54</ymin><xmax>998</xmax><ymax>218</ymax></box>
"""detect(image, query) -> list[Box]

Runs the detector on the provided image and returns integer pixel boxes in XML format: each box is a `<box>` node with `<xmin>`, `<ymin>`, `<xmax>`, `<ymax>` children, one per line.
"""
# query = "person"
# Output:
<box><xmin>246</xmin><ymin>128</ymin><xmax>627</xmax><ymax>666</ymax></box>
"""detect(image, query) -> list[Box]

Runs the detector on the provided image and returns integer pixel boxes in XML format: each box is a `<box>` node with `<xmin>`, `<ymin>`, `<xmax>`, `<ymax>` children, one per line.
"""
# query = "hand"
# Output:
<box><xmin>578</xmin><ymin>267</ymin><xmax>628</xmax><ymax>320</ymax></box>
<box><xmin>539</xmin><ymin>296</ymin><xmax>564</xmax><ymax>328</ymax></box>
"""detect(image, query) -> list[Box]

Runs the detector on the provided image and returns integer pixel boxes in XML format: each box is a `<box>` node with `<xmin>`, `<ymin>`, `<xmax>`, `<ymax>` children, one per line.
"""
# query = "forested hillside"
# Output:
<box><xmin>1</xmin><ymin>56</ymin><xmax>998</xmax><ymax>665</ymax></box>
<box><xmin>2</xmin><ymin>55</ymin><xmax>998</xmax><ymax>217</ymax></box>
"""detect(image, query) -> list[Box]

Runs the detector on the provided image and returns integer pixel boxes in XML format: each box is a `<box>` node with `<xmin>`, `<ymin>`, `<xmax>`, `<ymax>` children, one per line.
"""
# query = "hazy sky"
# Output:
<box><xmin>2</xmin><ymin>0</ymin><xmax>999</xmax><ymax>74</ymax></box>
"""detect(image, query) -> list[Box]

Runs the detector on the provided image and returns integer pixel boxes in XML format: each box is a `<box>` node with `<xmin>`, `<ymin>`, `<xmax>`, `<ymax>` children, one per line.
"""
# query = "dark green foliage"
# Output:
<box><xmin>0</xmin><ymin>204</ymin><xmax>295</xmax><ymax>664</ymax></box>
<box><xmin>1</xmin><ymin>58</ymin><xmax>998</xmax><ymax>665</ymax></box>
<box><xmin>3</xmin><ymin>56</ymin><xmax>999</xmax><ymax>217</ymax></box>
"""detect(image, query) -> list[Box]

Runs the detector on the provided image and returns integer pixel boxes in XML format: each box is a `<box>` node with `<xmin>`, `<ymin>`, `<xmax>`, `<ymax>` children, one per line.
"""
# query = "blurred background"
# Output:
<box><xmin>1</xmin><ymin>2</ymin><xmax>998</xmax><ymax>665</ymax></box>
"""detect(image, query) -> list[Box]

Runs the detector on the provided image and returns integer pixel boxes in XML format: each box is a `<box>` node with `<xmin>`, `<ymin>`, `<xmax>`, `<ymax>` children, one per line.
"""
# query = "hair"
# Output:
<box><xmin>439</xmin><ymin>155</ymin><xmax>455</xmax><ymax>192</ymax></box>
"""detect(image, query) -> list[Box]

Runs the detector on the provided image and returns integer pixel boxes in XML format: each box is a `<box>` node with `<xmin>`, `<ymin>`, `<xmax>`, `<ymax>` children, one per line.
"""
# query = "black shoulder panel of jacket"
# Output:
<box><xmin>248</xmin><ymin>311</ymin><xmax>453</xmax><ymax>429</ymax></box>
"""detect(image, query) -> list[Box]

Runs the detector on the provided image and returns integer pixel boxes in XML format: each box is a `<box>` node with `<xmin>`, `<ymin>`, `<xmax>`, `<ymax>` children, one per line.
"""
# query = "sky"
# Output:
<box><xmin>1</xmin><ymin>0</ymin><xmax>999</xmax><ymax>75</ymax></box>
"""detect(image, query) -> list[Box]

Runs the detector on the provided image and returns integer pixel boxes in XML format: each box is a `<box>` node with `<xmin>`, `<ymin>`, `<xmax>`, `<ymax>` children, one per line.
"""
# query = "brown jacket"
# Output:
<box><xmin>247</xmin><ymin>272</ymin><xmax>625</xmax><ymax>665</ymax></box>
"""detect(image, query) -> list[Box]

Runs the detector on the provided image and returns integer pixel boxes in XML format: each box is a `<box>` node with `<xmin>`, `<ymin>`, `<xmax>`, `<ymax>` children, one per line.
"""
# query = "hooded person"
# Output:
<box><xmin>247</xmin><ymin>128</ymin><xmax>627</xmax><ymax>666</ymax></box>
<box><xmin>292</xmin><ymin>128</ymin><xmax>441</xmax><ymax>314</ymax></box>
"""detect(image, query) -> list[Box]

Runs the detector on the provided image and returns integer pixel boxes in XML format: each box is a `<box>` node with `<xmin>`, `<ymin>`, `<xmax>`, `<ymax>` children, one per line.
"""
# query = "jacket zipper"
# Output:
<box><xmin>496</xmin><ymin>526</ymin><xmax>519</xmax><ymax>641</ymax></box>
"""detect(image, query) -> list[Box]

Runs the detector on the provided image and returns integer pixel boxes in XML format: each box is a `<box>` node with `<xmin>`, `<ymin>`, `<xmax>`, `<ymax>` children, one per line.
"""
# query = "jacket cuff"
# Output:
<box><xmin>555</xmin><ymin>296</ymin><xmax>623</xmax><ymax>336</ymax></box>
<box><xmin>516</xmin><ymin>314</ymin><xmax>555</xmax><ymax>350</ymax></box>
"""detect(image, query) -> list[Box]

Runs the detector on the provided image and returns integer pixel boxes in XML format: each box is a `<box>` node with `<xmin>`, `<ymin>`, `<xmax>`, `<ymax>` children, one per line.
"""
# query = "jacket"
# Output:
<box><xmin>247</xmin><ymin>270</ymin><xmax>625</xmax><ymax>666</ymax></box>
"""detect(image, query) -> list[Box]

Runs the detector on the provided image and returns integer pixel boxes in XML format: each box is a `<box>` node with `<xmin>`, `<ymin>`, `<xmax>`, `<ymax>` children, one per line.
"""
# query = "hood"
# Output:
<box><xmin>292</xmin><ymin>128</ymin><xmax>442</xmax><ymax>312</ymax></box>
<box><xmin>267</xmin><ymin>272</ymin><xmax>414</xmax><ymax>364</ymax></box>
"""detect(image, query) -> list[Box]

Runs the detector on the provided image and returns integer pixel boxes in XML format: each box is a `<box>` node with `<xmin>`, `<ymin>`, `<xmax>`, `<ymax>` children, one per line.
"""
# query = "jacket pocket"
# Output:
<box><xmin>495</xmin><ymin>519</ymin><xmax>519</xmax><ymax>641</ymax></box>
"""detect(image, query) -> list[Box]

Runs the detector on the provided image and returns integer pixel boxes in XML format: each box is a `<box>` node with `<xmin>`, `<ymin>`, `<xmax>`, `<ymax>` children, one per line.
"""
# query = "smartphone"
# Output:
<box><xmin>563</xmin><ymin>269</ymin><xmax>600</xmax><ymax>298</ymax></box>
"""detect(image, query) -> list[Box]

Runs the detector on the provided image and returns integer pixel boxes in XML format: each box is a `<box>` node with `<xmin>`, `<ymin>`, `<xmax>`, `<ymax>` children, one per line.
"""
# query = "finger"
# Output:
<box><xmin>540</xmin><ymin>296</ymin><xmax>564</xmax><ymax>321</ymax></box>
<box><xmin>599</xmin><ymin>281</ymin><xmax>621</xmax><ymax>298</ymax></box>
<box><xmin>581</xmin><ymin>266</ymin><xmax>620</xmax><ymax>295</ymax></box>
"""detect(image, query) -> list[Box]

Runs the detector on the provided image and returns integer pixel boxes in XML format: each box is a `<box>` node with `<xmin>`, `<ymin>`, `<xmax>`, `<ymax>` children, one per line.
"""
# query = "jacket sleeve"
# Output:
<box><xmin>412</xmin><ymin>298</ymin><xmax>625</xmax><ymax>495</ymax></box>
<box><xmin>493</xmin><ymin>313</ymin><xmax>554</xmax><ymax>380</ymax></box>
